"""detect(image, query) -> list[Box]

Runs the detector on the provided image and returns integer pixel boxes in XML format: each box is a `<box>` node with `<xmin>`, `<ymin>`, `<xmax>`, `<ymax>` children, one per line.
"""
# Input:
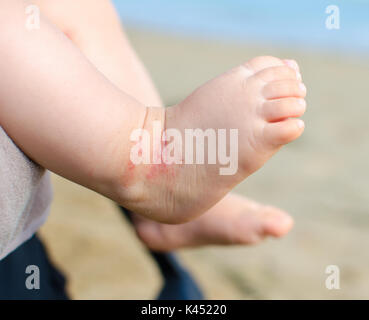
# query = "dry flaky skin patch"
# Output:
<box><xmin>39</xmin><ymin>29</ymin><xmax>369</xmax><ymax>300</ymax></box>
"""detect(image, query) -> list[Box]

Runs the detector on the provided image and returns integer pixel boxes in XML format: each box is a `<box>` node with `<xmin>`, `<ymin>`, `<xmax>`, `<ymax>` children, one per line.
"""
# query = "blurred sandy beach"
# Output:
<box><xmin>39</xmin><ymin>28</ymin><xmax>369</xmax><ymax>300</ymax></box>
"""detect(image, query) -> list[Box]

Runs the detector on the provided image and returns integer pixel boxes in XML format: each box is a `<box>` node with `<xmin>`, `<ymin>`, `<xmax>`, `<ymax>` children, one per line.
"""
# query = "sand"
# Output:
<box><xmin>39</xmin><ymin>28</ymin><xmax>369</xmax><ymax>299</ymax></box>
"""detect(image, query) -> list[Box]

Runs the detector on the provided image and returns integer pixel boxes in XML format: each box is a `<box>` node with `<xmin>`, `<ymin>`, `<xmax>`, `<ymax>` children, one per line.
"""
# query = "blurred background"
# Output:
<box><xmin>39</xmin><ymin>0</ymin><xmax>369</xmax><ymax>299</ymax></box>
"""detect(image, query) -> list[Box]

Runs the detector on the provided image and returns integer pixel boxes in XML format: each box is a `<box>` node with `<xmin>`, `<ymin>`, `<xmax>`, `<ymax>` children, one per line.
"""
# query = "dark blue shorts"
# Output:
<box><xmin>0</xmin><ymin>206</ymin><xmax>204</xmax><ymax>300</ymax></box>
<box><xmin>0</xmin><ymin>235</ymin><xmax>68</xmax><ymax>300</ymax></box>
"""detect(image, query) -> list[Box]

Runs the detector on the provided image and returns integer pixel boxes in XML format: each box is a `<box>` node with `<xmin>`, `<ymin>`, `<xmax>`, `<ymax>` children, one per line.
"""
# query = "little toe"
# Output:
<box><xmin>263</xmin><ymin>98</ymin><xmax>306</xmax><ymax>122</ymax></box>
<box><xmin>264</xmin><ymin>118</ymin><xmax>305</xmax><ymax>146</ymax></box>
<box><xmin>263</xmin><ymin>80</ymin><xmax>307</xmax><ymax>100</ymax></box>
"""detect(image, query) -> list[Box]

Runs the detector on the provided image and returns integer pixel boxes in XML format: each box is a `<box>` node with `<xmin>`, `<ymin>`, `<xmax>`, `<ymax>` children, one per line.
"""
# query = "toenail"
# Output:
<box><xmin>298</xmin><ymin>99</ymin><xmax>306</xmax><ymax>107</ymax></box>
<box><xmin>297</xmin><ymin>119</ymin><xmax>305</xmax><ymax>129</ymax></box>
<box><xmin>299</xmin><ymin>83</ymin><xmax>306</xmax><ymax>92</ymax></box>
<box><xmin>284</xmin><ymin>59</ymin><xmax>299</xmax><ymax>71</ymax></box>
<box><xmin>296</xmin><ymin>71</ymin><xmax>302</xmax><ymax>81</ymax></box>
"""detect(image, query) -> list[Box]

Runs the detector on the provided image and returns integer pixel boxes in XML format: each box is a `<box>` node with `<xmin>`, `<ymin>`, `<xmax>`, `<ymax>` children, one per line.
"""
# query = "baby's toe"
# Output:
<box><xmin>283</xmin><ymin>59</ymin><xmax>300</xmax><ymax>73</ymax></box>
<box><xmin>255</xmin><ymin>65</ymin><xmax>301</xmax><ymax>82</ymax></box>
<box><xmin>263</xmin><ymin>80</ymin><xmax>307</xmax><ymax>100</ymax></box>
<box><xmin>244</xmin><ymin>55</ymin><xmax>285</xmax><ymax>73</ymax></box>
<box><xmin>262</xmin><ymin>206</ymin><xmax>294</xmax><ymax>238</ymax></box>
<box><xmin>264</xmin><ymin>118</ymin><xmax>305</xmax><ymax>146</ymax></box>
<box><xmin>262</xmin><ymin>98</ymin><xmax>306</xmax><ymax>122</ymax></box>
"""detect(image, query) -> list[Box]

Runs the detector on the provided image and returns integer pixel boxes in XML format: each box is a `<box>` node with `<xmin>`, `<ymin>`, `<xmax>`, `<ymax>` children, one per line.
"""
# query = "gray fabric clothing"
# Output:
<box><xmin>0</xmin><ymin>126</ymin><xmax>52</xmax><ymax>260</ymax></box>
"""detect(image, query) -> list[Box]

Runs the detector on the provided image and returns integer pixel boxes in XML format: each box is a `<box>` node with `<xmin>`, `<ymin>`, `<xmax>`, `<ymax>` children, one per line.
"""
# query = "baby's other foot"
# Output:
<box><xmin>133</xmin><ymin>193</ymin><xmax>293</xmax><ymax>251</ymax></box>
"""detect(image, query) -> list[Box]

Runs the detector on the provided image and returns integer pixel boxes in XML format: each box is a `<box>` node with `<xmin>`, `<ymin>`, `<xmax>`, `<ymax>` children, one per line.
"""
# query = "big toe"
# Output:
<box><xmin>244</xmin><ymin>55</ymin><xmax>285</xmax><ymax>73</ymax></box>
<box><xmin>262</xmin><ymin>206</ymin><xmax>294</xmax><ymax>238</ymax></box>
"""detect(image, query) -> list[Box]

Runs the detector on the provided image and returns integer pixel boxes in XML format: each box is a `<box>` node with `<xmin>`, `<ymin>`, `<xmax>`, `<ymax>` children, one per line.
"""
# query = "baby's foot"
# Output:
<box><xmin>123</xmin><ymin>56</ymin><xmax>306</xmax><ymax>223</ymax></box>
<box><xmin>133</xmin><ymin>193</ymin><xmax>293</xmax><ymax>251</ymax></box>
<box><xmin>166</xmin><ymin>56</ymin><xmax>305</xmax><ymax>218</ymax></box>
<box><xmin>170</xmin><ymin>56</ymin><xmax>306</xmax><ymax>175</ymax></box>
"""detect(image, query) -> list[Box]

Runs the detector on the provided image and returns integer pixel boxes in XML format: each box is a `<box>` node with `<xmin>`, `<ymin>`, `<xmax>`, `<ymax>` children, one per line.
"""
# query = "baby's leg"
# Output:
<box><xmin>33</xmin><ymin>0</ymin><xmax>162</xmax><ymax>106</ymax></box>
<box><xmin>0</xmin><ymin>0</ymin><xmax>305</xmax><ymax>224</ymax></box>
<box><xmin>36</xmin><ymin>0</ymin><xmax>294</xmax><ymax>245</ymax></box>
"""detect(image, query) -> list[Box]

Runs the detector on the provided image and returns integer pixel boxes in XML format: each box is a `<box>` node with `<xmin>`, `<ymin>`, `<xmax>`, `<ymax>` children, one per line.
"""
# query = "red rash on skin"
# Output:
<box><xmin>146</xmin><ymin>162</ymin><xmax>169</xmax><ymax>180</ymax></box>
<box><xmin>122</xmin><ymin>138</ymin><xmax>177</xmax><ymax>187</ymax></box>
<box><xmin>127</xmin><ymin>161</ymin><xmax>135</xmax><ymax>171</ymax></box>
<box><xmin>146</xmin><ymin>136</ymin><xmax>177</xmax><ymax>180</ymax></box>
<box><xmin>121</xmin><ymin>138</ymin><xmax>142</xmax><ymax>187</ymax></box>
<box><xmin>122</xmin><ymin>159</ymin><xmax>176</xmax><ymax>187</ymax></box>
<box><xmin>120</xmin><ymin>160</ymin><xmax>136</xmax><ymax>188</ymax></box>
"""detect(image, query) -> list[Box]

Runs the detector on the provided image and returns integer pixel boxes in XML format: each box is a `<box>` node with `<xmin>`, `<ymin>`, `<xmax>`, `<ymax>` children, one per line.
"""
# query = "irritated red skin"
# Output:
<box><xmin>146</xmin><ymin>137</ymin><xmax>175</xmax><ymax>180</ymax></box>
<box><xmin>127</xmin><ymin>161</ymin><xmax>136</xmax><ymax>171</ymax></box>
<box><xmin>122</xmin><ymin>159</ymin><xmax>175</xmax><ymax>187</ymax></box>
<box><xmin>120</xmin><ymin>160</ymin><xmax>136</xmax><ymax>187</ymax></box>
<box><xmin>122</xmin><ymin>138</ymin><xmax>177</xmax><ymax>188</ymax></box>
<box><xmin>146</xmin><ymin>162</ymin><xmax>170</xmax><ymax>180</ymax></box>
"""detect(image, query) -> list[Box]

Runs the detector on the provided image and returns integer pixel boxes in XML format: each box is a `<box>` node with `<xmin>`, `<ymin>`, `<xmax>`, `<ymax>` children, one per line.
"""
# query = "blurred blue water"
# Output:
<box><xmin>112</xmin><ymin>0</ymin><xmax>369</xmax><ymax>54</ymax></box>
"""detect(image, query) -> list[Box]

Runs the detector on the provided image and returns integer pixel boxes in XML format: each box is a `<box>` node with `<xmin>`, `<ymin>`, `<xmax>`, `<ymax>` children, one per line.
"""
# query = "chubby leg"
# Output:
<box><xmin>33</xmin><ymin>0</ymin><xmax>162</xmax><ymax>106</ymax></box>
